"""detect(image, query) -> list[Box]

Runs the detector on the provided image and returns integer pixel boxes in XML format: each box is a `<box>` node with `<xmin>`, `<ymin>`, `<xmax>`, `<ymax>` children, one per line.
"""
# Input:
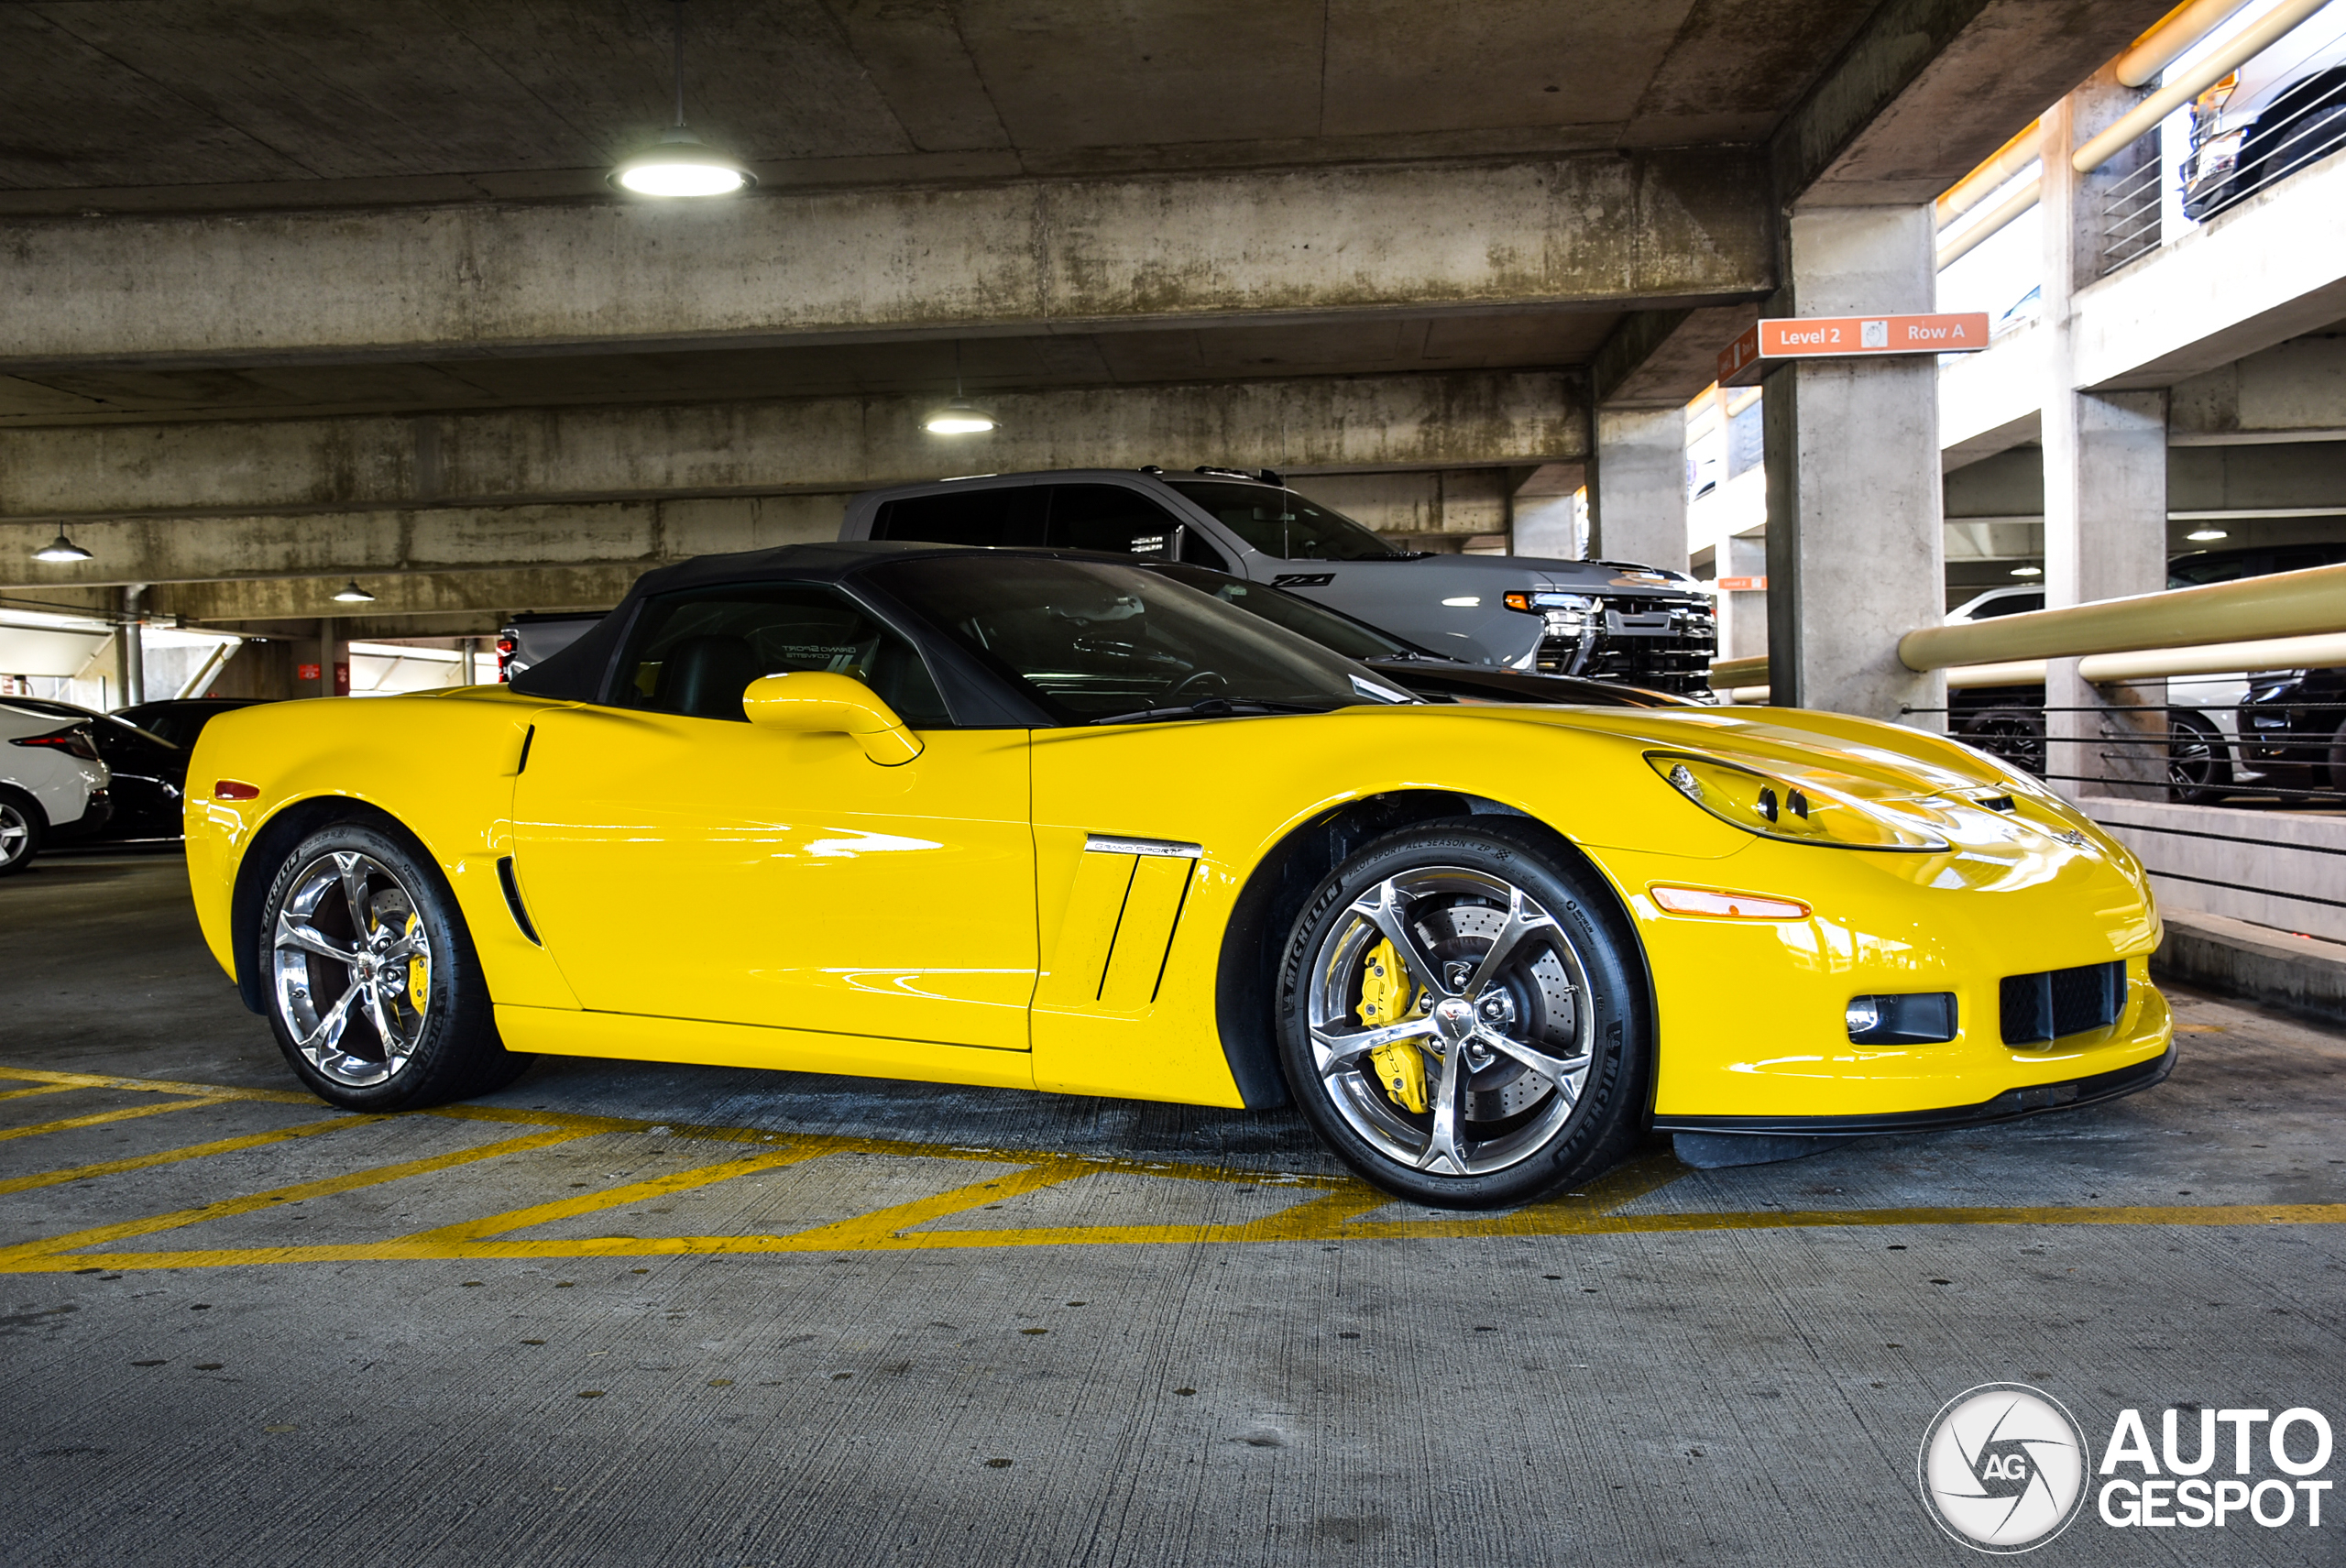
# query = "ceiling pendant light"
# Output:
<box><xmin>31</xmin><ymin>530</ymin><xmax>93</xmax><ymax>564</ymax></box>
<box><xmin>609</xmin><ymin>2</ymin><xmax>754</xmax><ymax>198</ymax></box>
<box><xmin>2009</xmin><ymin>565</ymin><xmax>2043</xmax><ymax>577</ymax></box>
<box><xmin>923</xmin><ymin>343</ymin><xmax>998</xmax><ymax>434</ymax></box>
<box><xmin>333</xmin><ymin>581</ymin><xmax>377</xmax><ymax>604</ymax></box>
<box><xmin>2185</xmin><ymin>526</ymin><xmax>2228</xmax><ymax>542</ymax></box>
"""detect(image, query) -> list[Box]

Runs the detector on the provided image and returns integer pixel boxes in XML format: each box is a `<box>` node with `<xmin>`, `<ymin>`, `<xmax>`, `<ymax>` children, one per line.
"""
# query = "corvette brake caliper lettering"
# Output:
<box><xmin>1358</xmin><ymin>938</ymin><xmax>1429</xmax><ymax>1113</ymax></box>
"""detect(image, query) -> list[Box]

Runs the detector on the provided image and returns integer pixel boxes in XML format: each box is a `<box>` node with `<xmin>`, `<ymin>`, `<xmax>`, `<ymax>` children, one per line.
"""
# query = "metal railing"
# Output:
<box><xmin>2096</xmin><ymin>146</ymin><xmax>2166</xmax><ymax>276</ymax></box>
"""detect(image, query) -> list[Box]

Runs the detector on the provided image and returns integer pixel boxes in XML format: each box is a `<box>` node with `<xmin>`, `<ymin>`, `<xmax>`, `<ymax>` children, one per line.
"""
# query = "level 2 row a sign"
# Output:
<box><xmin>1718</xmin><ymin>313</ymin><xmax>1990</xmax><ymax>386</ymax></box>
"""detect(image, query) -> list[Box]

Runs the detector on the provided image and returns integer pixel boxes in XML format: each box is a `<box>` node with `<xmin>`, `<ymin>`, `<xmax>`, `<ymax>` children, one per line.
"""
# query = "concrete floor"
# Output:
<box><xmin>3</xmin><ymin>851</ymin><xmax>2341</xmax><ymax>1567</ymax></box>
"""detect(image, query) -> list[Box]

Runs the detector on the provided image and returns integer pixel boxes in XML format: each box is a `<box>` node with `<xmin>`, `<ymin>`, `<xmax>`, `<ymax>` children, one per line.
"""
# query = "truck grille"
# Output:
<box><xmin>1999</xmin><ymin>960</ymin><xmax>2125</xmax><ymax>1045</ymax></box>
<box><xmin>1534</xmin><ymin>595</ymin><xmax>1716</xmax><ymax>698</ymax></box>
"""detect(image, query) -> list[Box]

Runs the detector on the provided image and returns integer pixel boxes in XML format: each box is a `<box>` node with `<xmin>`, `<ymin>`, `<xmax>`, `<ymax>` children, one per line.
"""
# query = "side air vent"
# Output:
<box><xmin>2000</xmin><ymin>960</ymin><xmax>2124</xmax><ymax>1045</ymax></box>
<box><xmin>497</xmin><ymin>856</ymin><xmax>542</xmax><ymax>946</ymax></box>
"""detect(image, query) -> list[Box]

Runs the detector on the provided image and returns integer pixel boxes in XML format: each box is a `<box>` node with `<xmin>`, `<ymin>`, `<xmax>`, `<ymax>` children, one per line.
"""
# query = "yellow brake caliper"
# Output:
<box><xmin>1358</xmin><ymin>938</ymin><xmax>1428</xmax><ymax>1113</ymax></box>
<box><xmin>403</xmin><ymin>912</ymin><xmax>429</xmax><ymax>1014</ymax></box>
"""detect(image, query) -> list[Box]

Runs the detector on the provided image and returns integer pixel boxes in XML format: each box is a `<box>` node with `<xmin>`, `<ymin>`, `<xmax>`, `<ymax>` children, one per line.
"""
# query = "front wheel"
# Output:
<box><xmin>257</xmin><ymin>821</ymin><xmax>529</xmax><ymax>1110</ymax></box>
<box><xmin>2165</xmin><ymin>708</ymin><xmax>2231</xmax><ymax>804</ymax></box>
<box><xmin>1277</xmin><ymin>820</ymin><xmax>1650</xmax><ymax>1209</ymax></box>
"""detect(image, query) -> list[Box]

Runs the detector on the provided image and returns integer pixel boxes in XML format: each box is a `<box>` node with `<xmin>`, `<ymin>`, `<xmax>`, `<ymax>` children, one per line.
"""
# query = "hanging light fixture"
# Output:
<box><xmin>30</xmin><ymin>530</ymin><xmax>93</xmax><ymax>564</ymax></box>
<box><xmin>923</xmin><ymin>342</ymin><xmax>998</xmax><ymax>434</ymax></box>
<box><xmin>610</xmin><ymin>2</ymin><xmax>755</xmax><ymax>197</ymax></box>
<box><xmin>2009</xmin><ymin>565</ymin><xmax>2043</xmax><ymax>577</ymax></box>
<box><xmin>2186</xmin><ymin>526</ymin><xmax>2228</xmax><ymax>542</ymax></box>
<box><xmin>333</xmin><ymin>581</ymin><xmax>377</xmax><ymax>604</ymax></box>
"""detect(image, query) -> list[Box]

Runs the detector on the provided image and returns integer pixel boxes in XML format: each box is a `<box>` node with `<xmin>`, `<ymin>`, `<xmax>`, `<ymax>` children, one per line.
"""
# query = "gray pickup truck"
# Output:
<box><xmin>838</xmin><ymin>467</ymin><xmax>1716</xmax><ymax>697</ymax></box>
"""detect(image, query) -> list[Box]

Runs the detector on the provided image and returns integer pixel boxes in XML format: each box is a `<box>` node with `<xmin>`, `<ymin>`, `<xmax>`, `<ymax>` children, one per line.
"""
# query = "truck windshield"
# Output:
<box><xmin>868</xmin><ymin>554</ymin><xmax>1413</xmax><ymax>726</ymax></box>
<box><xmin>1168</xmin><ymin>481</ymin><xmax>1404</xmax><ymax>561</ymax></box>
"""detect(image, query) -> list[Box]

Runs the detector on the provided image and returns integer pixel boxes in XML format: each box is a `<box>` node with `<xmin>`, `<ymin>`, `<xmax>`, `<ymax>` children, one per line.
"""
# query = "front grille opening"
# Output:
<box><xmin>2000</xmin><ymin>960</ymin><xmax>2124</xmax><ymax>1045</ymax></box>
<box><xmin>1536</xmin><ymin>595</ymin><xmax>1717</xmax><ymax>698</ymax></box>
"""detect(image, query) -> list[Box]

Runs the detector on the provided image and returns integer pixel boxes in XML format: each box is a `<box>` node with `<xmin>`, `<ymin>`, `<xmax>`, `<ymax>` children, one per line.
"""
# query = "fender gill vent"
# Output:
<box><xmin>497</xmin><ymin>856</ymin><xmax>542</xmax><ymax>946</ymax></box>
<box><xmin>1999</xmin><ymin>959</ymin><xmax>2123</xmax><ymax>1045</ymax></box>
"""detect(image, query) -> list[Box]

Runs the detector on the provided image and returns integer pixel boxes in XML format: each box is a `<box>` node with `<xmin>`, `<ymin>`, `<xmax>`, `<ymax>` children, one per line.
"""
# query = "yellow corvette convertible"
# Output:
<box><xmin>185</xmin><ymin>543</ymin><xmax>2173</xmax><ymax>1207</ymax></box>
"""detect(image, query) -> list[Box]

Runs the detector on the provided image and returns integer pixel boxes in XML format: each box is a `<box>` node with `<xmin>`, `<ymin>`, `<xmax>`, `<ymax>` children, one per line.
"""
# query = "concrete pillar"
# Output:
<box><xmin>1760</xmin><ymin>206</ymin><xmax>1946</xmax><ymax>724</ymax></box>
<box><xmin>1590</xmin><ymin>408</ymin><xmax>1687</xmax><ymax>569</ymax></box>
<box><xmin>2039</xmin><ymin>82</ymin><xmax>2169</xmax><ymax>799</ymax></box>
<box><xmin>116</xmin><ymin>584</ymin><xmax>146</xmax><ymax>707</ymax></box>
<box><xmin>315</xmin><ymin>617</ymin><xmax>339</xmax><ymax>698</ymax></box>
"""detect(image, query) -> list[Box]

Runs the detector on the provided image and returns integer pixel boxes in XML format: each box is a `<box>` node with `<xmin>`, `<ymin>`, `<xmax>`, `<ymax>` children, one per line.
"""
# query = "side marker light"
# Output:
<box><xmin>214</xmin><ymin>780</ymin><xmax>260</xmax><ymax>801</ymax></box>
<box><xmin>1649</xmin><ymin>885</ymin><xmax>1810</xmax><ymax>921</ymax></box>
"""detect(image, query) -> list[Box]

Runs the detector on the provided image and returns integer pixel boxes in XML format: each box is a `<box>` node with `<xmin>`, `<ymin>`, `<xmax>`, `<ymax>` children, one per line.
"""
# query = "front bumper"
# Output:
<box><xmin>1654</xmin><ymin>1036</ymin><xmax>2175</xmax><ymax>1137</ymax></box>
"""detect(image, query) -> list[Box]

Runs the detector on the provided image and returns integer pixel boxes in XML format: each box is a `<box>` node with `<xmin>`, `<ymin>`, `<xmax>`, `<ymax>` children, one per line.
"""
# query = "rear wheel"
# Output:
<box><xmin>0</xmin><ymin>789</ymin><xmax>42</xmax><ymax>877</ymax></box>
<box><xmin>2165</xmin><ymin>708</ymin><xmax>2231</xmax><ymax>804</ymax></box>
<box><xmin>1276</xmin><ymin>820</ymin><xmax>1650</xmax><ymax>1209</ymax></box>
<box><xmin>257</xmin><ymin>821</ymin><xmax>529</xmax><ymax>1110</ymax></box>
<box><xmin>1961</xmin><ymin>709</ymin><xmax>2045</xmax><ymax>777</ymax></box>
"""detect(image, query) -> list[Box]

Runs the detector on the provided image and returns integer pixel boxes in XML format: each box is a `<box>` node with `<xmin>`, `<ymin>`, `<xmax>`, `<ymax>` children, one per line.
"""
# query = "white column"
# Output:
<box><xmin>1590</xmin><ymin>407</ymin><xmax>1688</xmax><ymax>569</ymax></box>
<box><xmin>1761</xmin><ymin>206</ymin><xmax>1946</xmax><ymax>725</ymax></box>
<box><xmin>2039</xmin><ymin>82</ymin><xmax>2169</xmax><ymax>798</ymax></box>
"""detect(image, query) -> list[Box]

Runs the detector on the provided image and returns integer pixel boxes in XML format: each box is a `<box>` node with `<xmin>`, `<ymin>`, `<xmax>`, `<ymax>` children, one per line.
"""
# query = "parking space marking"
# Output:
<box><xmin>0</xmin><ymin>1096</ymin><xmax>230</xmax><ymax>1145</ymax></box>
<box><xmin>0</xmin><ymin>1115</ymin><xmax>378</xmax><ymax>1200</ymax></box>
<box><xmin>0</xmin><ymin>1066</ymin><xmax>2339</xmax><ymax>1273</ymax></box>
<box><xmin>0</xmin><ymin>1083</ymin><xmax>85</xmax><ymax>1105</ymax></box>
<box><xmin>0</xmin><ymin>1126</ymin><xmax>595</xmax><ymax>1268</ymax></box>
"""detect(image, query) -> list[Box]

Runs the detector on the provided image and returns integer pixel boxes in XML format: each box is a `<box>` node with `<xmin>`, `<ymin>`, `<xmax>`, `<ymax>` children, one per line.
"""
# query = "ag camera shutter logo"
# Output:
<box><xmin>1918</xmin><ymin>1383</ymin><xmax>2090</xmax><ymax>1552</ymax></box>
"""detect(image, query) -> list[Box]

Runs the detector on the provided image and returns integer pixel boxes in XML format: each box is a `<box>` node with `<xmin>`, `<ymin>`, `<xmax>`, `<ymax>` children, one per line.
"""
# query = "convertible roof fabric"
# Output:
<box><xmin>508</xmin><ymin>539</ymin><xmax>957</xmax><ymax>704</ymax></box>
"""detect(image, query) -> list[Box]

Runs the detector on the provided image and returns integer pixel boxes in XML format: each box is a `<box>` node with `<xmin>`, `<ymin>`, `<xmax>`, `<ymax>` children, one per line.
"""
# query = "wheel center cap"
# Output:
<box><xmin>1432</xmin><ymin>996</ymin><xmax>1477</xmax><ymax>1040</ymax></box>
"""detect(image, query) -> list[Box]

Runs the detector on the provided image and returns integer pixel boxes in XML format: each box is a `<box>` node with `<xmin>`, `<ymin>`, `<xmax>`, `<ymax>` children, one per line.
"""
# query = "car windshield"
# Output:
<box><xmin>1145</xmin><ymin>563</ymin><xmax>1423</xmax><ymax>661</ymax></box>
<box><xmin>1167</xmin><ymin>481</ymin><xmax>1404</xmax><ymax>561</ymax></box>
<box><xmin>869</xmin><ymin>555</ymin><xmax>1415</xmax><ymax>725</ymax></box>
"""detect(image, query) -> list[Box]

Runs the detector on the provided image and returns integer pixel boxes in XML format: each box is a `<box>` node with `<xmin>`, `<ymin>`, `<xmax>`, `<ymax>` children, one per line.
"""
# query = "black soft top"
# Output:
<box><xmin>509</xmin><ymin>539</ymin><xmax>1021</xmax><ymax>704</ymax></box>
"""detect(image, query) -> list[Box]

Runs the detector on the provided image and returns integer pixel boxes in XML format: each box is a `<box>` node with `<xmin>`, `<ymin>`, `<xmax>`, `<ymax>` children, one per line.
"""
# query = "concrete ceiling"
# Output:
<box><xmin>0</xmin><ymin>306</ymin><xmax>1617</xmax><ymax>427</ymax></box>
<box><xmin>0</xmin><ymin>0</ymin><xmax>1883</xmax><ymax>211</ymax></box>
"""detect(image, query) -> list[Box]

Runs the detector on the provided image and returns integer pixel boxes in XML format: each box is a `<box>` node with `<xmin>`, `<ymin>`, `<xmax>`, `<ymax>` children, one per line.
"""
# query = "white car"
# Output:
<box><xmin>0</xmin><ymin>706</ymin><xmax>112</xmax><ymax>875</ymax></box>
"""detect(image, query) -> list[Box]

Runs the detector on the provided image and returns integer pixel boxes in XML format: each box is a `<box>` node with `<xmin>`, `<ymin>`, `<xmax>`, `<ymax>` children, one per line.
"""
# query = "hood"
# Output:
<box><xmin>1349</xmin><ymin>553</ymin><xmax>1705</xmax><ymax>597</ymax></box>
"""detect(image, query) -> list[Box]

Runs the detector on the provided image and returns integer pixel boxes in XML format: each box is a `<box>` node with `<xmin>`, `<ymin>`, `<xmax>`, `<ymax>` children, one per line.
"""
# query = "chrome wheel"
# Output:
<box><xmin>0</xmin><ymin>800</ymin><xmax>31</xmax><ymax>871</ymax></box>
<box><xmin>1304</xmin><ymin>866</ymin><xmax>1594</xmax><ymax>1179</ymax></box>
<box><xmin>271</xmin><ymin>850</ymin><xmax>432</xmax><ymax>1087</ymax></box>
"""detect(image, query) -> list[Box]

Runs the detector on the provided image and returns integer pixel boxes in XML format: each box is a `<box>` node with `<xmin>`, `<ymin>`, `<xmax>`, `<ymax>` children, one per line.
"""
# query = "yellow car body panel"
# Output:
<box><xmin>187</xmin><ymin>684</ymin><xmax>2170</xmax><ymax>1124</ymax></box>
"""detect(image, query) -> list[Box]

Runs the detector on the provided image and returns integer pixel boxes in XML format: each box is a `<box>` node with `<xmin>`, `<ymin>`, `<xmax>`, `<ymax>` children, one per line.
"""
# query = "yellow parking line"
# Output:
<box><xmin>400</xmin><ymin>1144</ymin><xmax>834</xmax><ymax>1243</ymax></box>
<box><xmin>0</xmin><ymin>1115</ymin><xmax>379</xmax><ymax>1200</ymax></box>
<box><xmin>0</xmin><ymin>1067</ymin><xmax>323</xmax><ymax>1106</ymax></box>
<box><xmin>0</xmin><ymin>1084</ymin><xmax>84</xmax><ymax>1105</ymax></box>
<box><xmin>0</xmin><ymin>1097</ymin><xmax>228</xmax><ymax>1144</ymax></box>
<box><xmin>2</xmin><ymin>1066</ymin><xmax>2340</xmax><ymax>1275</ymax></box>
<box><xmin>0</xmin><ymin>1127</ymin><xmax>595</xmax><ymax>1266</ymax></box>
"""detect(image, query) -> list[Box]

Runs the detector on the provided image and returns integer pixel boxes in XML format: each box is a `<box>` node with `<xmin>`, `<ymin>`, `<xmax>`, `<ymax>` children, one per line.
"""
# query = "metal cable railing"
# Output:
<box><xmin>2096</xmin><ymin>145</ymin><xmax>2166</xmax><ymax>275</ymax></box>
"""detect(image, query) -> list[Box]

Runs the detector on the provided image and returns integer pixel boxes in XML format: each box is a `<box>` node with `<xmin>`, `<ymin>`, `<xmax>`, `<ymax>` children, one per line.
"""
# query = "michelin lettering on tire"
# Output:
<box><xmin>1918</xmin><ymin>1383</ymin><xmax>2091</xmax><ymax>1553</ymax></box>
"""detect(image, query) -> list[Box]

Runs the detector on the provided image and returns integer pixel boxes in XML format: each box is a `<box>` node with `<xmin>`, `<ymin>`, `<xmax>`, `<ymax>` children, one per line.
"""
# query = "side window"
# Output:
<box><xmin>1044</xmin><ymin>484</ymin><xmax>1189</xmax><ymax>557</ymax></box>
<box><xmin>871</xmin><ymin>488</ymin><xmax>1038</xmax><ymax>546</ymax></box>
<box><xmin>1179</xmin><ymin>529</ymin><xmax>1229</xmax><ymax>571</ymax></box>
<box><xmin>612</xmin><ymin>583</ymin><xmax>951</xmax><ymax>727</ymax></box>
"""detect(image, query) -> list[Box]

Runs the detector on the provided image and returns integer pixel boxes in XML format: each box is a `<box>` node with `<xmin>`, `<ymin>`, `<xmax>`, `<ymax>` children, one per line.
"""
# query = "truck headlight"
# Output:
<box><xmin>1648</xmin><ymin>752</ymin><xmax>1949</xmax><ymax>851</ymax></box>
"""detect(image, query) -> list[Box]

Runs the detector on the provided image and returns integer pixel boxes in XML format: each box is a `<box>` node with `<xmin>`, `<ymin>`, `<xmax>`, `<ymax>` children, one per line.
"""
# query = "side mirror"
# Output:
<box><xmin>742</xmin><ymin>673</ymin><xmax>924</xmax><ymax>766</ymax></box>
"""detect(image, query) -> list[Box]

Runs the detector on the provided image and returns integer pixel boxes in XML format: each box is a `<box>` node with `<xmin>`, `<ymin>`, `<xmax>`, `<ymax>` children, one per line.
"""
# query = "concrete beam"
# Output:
<box><xmin>2170</xmin><ymin>329</ymin><xmax>2346</xmax><ymax>444</ymax></box>
<box><xmin>1591</xmin><ymin>305</ymin><xmax>1761</xmax><ymax>409</ymax></box>
<box><xmin>1771</xmin><ymin>0</ymin><xmax>2172</xmax><ymax>207</ymax></box>
<box><xmin>0</xmin><ymin>156</ymin><xmax>1770</xmax><ymax>372</ymax></box>
<box><xmin>0</xmin><ymin>371</ymin><xmax>1586</xmax><ymax>526</ymax></box>
<box><xmin>0</xmin><ymin>497</ymin><xmax>843</xmax><ymax>593</ymax></box>
<box><xmin>144</xmin><ymin>567</ymin><xmax>651</xmax><ymax>627</ymax></box>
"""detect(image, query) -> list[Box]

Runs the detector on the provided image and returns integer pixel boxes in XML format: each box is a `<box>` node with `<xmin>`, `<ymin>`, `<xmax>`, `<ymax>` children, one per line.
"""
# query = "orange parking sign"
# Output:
<box><xmin>1718</xmin><ymin>313</ymin><xmax>1990</xmax><ymax>386</ymax></box>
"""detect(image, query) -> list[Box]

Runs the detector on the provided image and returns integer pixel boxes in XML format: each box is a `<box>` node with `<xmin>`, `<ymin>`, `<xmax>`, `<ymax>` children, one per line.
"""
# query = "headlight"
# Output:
<box><xmin>1503</xmin><ymin>591</ymin><xmax>1595</xmax><ymax>619</ymax></box>
<box><xmin>1647</xmin><ymin>752</ymin><xmax>1949</xmax><ymax>851</ymax></box>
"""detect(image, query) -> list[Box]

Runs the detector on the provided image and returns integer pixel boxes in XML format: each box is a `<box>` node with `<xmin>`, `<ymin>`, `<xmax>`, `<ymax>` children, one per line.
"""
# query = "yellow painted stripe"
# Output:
<box><xmin>0</xmin><ymin>1114</ymin><xmax>378</xmax><ymax>1200</ymax></box>
<box><xmin>0</xmin><ymin>1067</ymin><xmax>323</xmax><ymax>1106</ymax></box>
<box><xmin>0</xmin><ymin>1097</ymin><xmax>227</xmax><ymax>1144</ymax></box>
<box><xmin>0</xmin><ymin>1084</ymin><xmax>84</xmax><ymax>1105</ymax></box>
<box><xmin>15</xmin><ymin>1194</ymin><xmax>2342</xmax><ymax>1274</ymax></box>
<box><xmin>772</xmin><ymin>1158</ymin><xmax>1089</xmax><ymax>1251</ymax></box>
<box><xmin>0</xmin><ymin>1127</ymin><xmax>594</xmax><ymax>1264</ymax></box>
<box><xmin>400</xmin><ymin>1144</ymin><xmax>833</xmax><ymax>1243</ymax></box>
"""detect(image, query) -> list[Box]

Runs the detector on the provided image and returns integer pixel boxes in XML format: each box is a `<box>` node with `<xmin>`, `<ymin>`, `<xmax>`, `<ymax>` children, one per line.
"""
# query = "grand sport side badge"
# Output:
<box><xmin>1918</xmin><ymin>1383</ymin><xmax>2091</xmax><ymax>1552</ymax></box>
